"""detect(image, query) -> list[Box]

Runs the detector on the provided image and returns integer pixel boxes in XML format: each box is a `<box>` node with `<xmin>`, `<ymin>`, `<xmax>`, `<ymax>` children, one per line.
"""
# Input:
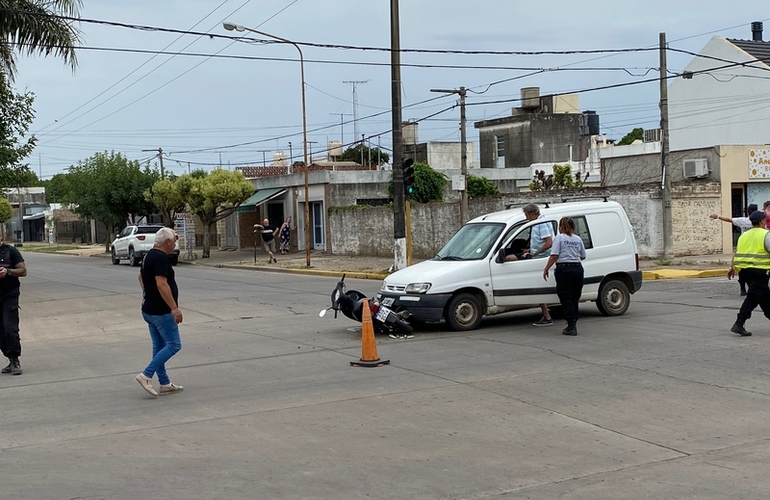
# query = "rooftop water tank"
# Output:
<box><xmin>521</xmin><ymin>87</ymin><xmax>540</xmax><ymax>109</ymax></box>
<box><xmin>327</xmin><ymin>140</ymin><xmax>343</xmax><ymax>158</ymax></box>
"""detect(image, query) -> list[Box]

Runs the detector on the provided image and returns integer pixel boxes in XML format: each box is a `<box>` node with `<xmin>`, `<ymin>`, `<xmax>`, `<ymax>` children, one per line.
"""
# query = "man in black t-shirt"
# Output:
<box><xmin>0</xmin><ymin>233</ymin><xmax>27</xmax><ymax>376</ymax></box>
<box><xmin>135</xmin><ymin>227</ymin><xmax>184</xmax><ymax>397</ymax></box>
<box><xmin>254</xmin><ymin>218</ymin><xmax>279</xmax><ymax>264</ymax></box>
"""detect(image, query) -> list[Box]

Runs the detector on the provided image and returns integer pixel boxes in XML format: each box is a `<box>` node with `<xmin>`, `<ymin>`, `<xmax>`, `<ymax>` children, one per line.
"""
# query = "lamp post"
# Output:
<box><xmin>430</xmin><ymin>87</ymin><xmax>468</xmax><ymax>224</ymax></box>
<box><xmin>223</xmin><ymin>21</ymin><xmax>311</xmax><ymax>267</ymax></box>
<box><xmin>287</xmin><ymin>141</ymin><xmax>293</xmax><ymax>174</ymax></box>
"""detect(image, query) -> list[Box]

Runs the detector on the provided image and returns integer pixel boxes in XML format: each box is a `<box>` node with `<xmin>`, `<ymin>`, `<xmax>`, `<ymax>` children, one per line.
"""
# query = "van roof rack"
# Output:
<box><xmin>505</xmin><ymin>200</ymin><xmax>551</xmax><ymax>210</ymax></box>
<box><xmin>560</xmin><ymin>195</ymin><xmax>609</xmax><ymax>203</ymax></box>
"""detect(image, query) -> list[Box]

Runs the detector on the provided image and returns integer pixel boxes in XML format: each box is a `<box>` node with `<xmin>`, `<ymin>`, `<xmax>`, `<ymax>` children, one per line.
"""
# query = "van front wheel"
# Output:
<box><xmin>597</xmin><ymin>279</ymin><xmax>630</xmax><ymax>316</ymax></box>
<box><xmin>445</xmin><ymin>293</ymin><xmax>482</xmax><ymax>331</ymax></box>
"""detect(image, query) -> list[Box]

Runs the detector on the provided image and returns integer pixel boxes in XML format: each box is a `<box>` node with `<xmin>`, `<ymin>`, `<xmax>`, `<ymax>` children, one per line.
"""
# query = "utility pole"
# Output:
<box><xmin>659</xmin><ymin>32</ymin><xmax>673</xmax><ymax>259</ymax></box>
<box><xmin>430</xmin><ymin>86</ymin><xmax>469</xmax><ymax>224</ymax></box>
<box><xmin>142</xmin><ymin>148</ymin><xmax>165</xmax><ymax>178</ymax></box>
<box><xmin>361</xmin><ymin>134</ymin><xmax>365</xmax><ymax>165</ymax></box>
<box><xmin>343</xmin><ymin>80</ymin><xmax>369</xmax><ymax>145</ymax></box>
<box><xmin>329</xmin><ymin>112</ymin><xmax>352</xmax><ymax>146</ymax></box>
<box><xmin>391</xmin><ymin>0</ymin><xmax>406</xmax><ymax>270</ymax></box>
<box><xmin>306</xmin><ymin>141</ymin><xmax>318</xmax><ymax>164</ymax></box>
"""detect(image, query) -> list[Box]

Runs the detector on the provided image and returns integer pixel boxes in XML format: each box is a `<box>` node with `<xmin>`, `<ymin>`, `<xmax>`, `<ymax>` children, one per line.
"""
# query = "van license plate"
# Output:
<box><xmin>382</xmin><ymin>297</ymin><xmax>394</xmax><ymax>307</ymax></box>
<box><xmin>375</xmin><ymin>307</ymin><xmax>391</xmax><ymax>322</ymax></box>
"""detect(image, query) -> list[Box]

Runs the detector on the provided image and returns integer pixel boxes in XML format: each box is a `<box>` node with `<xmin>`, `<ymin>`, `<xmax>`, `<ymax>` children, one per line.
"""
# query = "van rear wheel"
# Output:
<box><xmin>445</xmin><ymin>293</ymin><xmax>482</xmax><ymax>331</ymax></box>
<box><xmin>597</xmin><ymin>279</ymin><xmax>630</xmax><ymax>316</ymax></box>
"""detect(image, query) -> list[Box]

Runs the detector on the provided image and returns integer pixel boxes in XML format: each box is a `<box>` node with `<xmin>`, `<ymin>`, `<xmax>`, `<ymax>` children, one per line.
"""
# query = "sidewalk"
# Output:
<box><xmin>28</xmin><ymin>243</ymin><xmax>731</xmax><ymax>280</ymax></box>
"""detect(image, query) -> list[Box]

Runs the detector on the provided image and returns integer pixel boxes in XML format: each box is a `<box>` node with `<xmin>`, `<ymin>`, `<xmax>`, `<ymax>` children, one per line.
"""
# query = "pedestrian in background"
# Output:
<box><xmin>279</xmin><ymin>216</ymin><xmax>292</xmax><ymax>255</ymax></box>
<box><xmin>727</xmin><ymin>210</ymin><xmax>770</xmax><ymax>337</ymax></box>
<box><xmin>254</xmin><ymin>218</ymin><xmax>279</xmax><ymax>263</ymax></box>
<box><xmin>711</xmin><ymin>203</ymin><xmax>757</xmax><ymax>296</ymax></box>
<box><xmin>0</xmin><ymin>233</ymin><xmax>27</xmax><ymax>376</ymax></box>
<box><xmin>542</xmin><ymin>217</ymin><xmax>586</xmax><ymax>336</ymax></box>
<box><xmin>135</xmin><ymin>227</ymin><xmax>184</xmax><ymax>397</ymax></box>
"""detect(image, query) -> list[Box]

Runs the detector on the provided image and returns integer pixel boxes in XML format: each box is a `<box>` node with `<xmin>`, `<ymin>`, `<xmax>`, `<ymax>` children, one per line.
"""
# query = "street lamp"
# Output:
<box><xmin>223</xmin><ymin>21</ymin><xmax>311</xmax><ymax>267</ymax></box>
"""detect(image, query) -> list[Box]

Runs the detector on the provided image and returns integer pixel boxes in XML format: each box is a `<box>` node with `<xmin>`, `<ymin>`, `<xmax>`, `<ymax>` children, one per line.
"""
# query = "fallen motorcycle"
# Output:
<box><xmin>319</xmin><ymin>274</ymin><xmax>413</xmax><ymax>336</ymax></box>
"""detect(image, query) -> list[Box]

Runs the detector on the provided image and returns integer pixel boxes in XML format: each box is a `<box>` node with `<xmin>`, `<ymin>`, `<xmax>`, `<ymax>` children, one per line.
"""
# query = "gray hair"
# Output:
<box><xmin>522</xmin><ymin>203</ymin><xmax>540</xmax><ymax>217</ymax></box>
<box><xmin>155</xmin><ymin>227</ymin><xmax>177</xmax><ymax>245</ymax></box>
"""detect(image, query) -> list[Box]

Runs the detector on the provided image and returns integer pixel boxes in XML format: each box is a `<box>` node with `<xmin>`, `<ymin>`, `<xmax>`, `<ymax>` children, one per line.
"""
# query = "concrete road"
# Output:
<box><xmin>1</xmin><ymin>253</ymin><xmax>768</xmax><ymax>499</ymax></box>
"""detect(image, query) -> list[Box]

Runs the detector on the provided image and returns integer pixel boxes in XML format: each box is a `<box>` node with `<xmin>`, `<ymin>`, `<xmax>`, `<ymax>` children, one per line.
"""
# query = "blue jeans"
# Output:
<box><xmin>141</xmin><ymin>311</ymin><xmax>182</xmax><ymax>386</ymax></box>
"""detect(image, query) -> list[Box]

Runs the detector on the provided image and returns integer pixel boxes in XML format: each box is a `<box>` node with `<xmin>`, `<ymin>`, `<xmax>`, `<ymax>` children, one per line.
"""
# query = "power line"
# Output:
<box><xmin>0</xmin><ymin>8</ymin><xmax>663</xmax><ymax>57</ymax></box>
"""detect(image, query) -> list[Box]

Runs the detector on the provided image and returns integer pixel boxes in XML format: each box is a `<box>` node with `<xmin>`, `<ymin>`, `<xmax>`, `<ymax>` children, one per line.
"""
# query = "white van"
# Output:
<box><xmin>376</xmin><ymin>199</ymin><xmax>642</xmax><ymax>331</ymax></box>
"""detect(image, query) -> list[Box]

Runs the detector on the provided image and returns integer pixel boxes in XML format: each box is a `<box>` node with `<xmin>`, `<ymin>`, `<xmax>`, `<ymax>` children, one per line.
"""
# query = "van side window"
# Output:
<box><xmin>500</xmin><ymin>221</ymin><xmax>554</xmax><ymax>262</ymax></box>
<box><xmin>572</xmin><ymin>216</ymin><xmax>593</xmax><ymax>249</ymax></box>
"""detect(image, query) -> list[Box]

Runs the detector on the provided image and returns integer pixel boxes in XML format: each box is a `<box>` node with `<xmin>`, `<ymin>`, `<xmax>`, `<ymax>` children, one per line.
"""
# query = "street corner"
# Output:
<box><xmin>642</xmin><ymin>268</ymin><xmax>726</xmax><ymax>280</ymax></box>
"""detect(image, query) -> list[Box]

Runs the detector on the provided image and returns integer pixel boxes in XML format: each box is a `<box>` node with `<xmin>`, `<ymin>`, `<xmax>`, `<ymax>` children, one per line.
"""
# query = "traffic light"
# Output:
<box><xmin>402</xmin><ymin>157</ymin><xmax>415</xmax><ymax>197</ymax></box>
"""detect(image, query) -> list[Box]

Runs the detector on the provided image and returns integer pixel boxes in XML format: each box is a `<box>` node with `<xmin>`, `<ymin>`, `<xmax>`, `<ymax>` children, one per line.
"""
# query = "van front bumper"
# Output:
<box><xmin>375</xmin><ymin>292</ymin><xmax>452</xmax><ymax>322</ymax></box>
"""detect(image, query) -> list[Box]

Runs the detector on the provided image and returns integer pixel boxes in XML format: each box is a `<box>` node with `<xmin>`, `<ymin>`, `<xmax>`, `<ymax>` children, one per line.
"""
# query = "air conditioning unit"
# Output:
<box><xmin>683</xmin><ymin>158</ymin><xmax>709</xmax><ymax>179</ymax></box>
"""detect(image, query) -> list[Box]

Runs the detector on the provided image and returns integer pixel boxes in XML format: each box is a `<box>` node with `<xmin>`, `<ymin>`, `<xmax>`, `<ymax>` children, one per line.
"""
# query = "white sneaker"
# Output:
<box><xmin>135</xmin><ymin>373</ymin><xmax>158</xmax><ymax>397</ymax></box>
<box><xmin>159</xmin><ymin>383</ymin><xmax>184</xmax><ymax>395</ymax></box>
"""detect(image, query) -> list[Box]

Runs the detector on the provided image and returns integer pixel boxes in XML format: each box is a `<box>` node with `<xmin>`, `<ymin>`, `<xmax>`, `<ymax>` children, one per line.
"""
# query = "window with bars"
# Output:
<box><xmin>495</xmin><ymin>135</ymin><xmax>505</xmax><ymax>168</ymax></box>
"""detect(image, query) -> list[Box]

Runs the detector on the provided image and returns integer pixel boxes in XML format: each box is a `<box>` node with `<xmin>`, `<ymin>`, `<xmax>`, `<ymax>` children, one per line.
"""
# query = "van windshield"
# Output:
<box><xmin>434</xmin><ymin>223</ymin><xmax>505</xmax><ymax>261</ymax></box>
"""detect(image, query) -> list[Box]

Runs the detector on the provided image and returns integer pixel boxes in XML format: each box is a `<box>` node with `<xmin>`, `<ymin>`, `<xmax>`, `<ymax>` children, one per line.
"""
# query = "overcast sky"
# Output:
<box><xmin>11</xmin><ymin>0</ymin><xmax>770</xmax><ymax>178</ymax></box>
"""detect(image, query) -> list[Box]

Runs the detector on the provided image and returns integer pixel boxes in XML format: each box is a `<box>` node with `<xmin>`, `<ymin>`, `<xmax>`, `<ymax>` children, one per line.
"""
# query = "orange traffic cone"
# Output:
<box><xmin>350</xmin><ymin>300</ymin><xmax>390</xmax><ymax>367</ymax></box>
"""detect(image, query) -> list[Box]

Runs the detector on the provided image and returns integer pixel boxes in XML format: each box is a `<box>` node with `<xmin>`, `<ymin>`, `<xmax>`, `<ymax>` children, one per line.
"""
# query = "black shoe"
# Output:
<box><xmin>9</xmin><ymin>358</ymin><xmax>21</xmax><ymax>375</ymax></box>
<box><xmin>1</xmin><ymin>361</ymin><xmax>11</xmax><ymax>374</ymax></box>
<box><xmin>562</xmin><ymin>327</ymin><xmax>577</xmax><ymax>336</ymax></box>
<box><xmin>740</xmin><ymin>290</ymin><xmax>747</xmax><ymax>296</ymax></box>
<box><xmin>730</xmin><ymin>323</ymin><xmax>752</xmax><ymax>336</ymax></box>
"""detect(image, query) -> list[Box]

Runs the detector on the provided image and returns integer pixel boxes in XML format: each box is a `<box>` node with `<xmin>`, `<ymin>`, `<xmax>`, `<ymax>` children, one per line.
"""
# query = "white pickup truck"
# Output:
<box><xmin>110</xmin><ymin>224</ymin><xmax>180</xmax><ymax>267</ymax></box>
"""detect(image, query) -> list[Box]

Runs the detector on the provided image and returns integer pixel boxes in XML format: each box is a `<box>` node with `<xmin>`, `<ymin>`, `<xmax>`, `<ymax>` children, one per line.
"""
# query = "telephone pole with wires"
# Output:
<box><xmin>343</xmin><ymin>80</ymin><xmax>369</xmax><ymax>143</ymax></box>
<box><xmin>142</xmin><ymin>147</ymin><xmax>165</xmax><ymax>178</ymax></box>
<box><xmin>329</xmin><ymin>113</ymin><xmax>352</xmax><ymax>145</ymax></box>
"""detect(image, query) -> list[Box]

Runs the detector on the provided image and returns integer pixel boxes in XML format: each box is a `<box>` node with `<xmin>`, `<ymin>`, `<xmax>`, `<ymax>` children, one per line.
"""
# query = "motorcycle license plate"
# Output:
<box><xmin>375</xmin><ymin>306</ymin><xmax>392</xmax><ymax>322</ymax></box>
<box><xmin>382</xmin><ymin>297</ymin><xmax>395</xmax><ymax>307</ymax></box>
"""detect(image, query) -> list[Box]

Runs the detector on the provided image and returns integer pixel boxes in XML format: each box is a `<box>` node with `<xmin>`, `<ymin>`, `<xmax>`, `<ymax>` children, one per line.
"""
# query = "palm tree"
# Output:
<box><xmin>0</xmin><ymin>0</ymin><xmax>81</xmax><ymax>80</ymax></box>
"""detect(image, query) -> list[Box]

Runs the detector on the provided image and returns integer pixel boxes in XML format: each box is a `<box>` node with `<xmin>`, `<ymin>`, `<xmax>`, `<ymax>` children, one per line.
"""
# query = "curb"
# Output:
<box><xmin>63</xmin><ymin>249</ymin><xmax>726</xmax><ymax>281</ymax></box>
<box><xmin>187</xmin><ymin>261</ymin><xmax>388</xmax><ymax>280</ymax></box>
<box><xmin>642</xmin><ymin>268</ymin><xmax>725</xmax><ymax>280</ymax></box>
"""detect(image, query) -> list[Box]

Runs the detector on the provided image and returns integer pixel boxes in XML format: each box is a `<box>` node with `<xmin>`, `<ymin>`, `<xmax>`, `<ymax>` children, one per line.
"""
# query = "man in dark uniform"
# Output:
<box><xmin>727</xmin><ymin>210</ymin><xmax>770</xmax><ymax>336</ymax></box>
<box><xmin>0</xmin><ymin>233</ymin><xmax>28</xmax><ymax>375</ymax></box>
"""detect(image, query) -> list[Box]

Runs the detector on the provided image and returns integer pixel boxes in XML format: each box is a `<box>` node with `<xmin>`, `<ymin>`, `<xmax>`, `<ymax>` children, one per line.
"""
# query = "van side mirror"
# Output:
<box><xmin>496</xmin><ymin>248</ymin><xmax>506</xmax><ymax>263</ymax></box>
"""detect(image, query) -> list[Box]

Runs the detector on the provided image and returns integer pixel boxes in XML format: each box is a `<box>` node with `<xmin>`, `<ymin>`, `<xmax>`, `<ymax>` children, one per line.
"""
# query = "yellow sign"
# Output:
<box><xmin>748</xmin><ymin>149</ymin><xmax>770</xmax><ymax>178</ymax></box>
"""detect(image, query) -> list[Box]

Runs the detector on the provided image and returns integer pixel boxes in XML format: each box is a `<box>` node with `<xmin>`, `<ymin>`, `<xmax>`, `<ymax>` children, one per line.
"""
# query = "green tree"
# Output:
<box><xmin>389</xmin><ymin>162</ymin><xmax>447</xmax><ymax>203</ymax></box>
<box><xmin>59</xmin><ymin>152</ymin><xmax>161</xmax><ymax>246</ymax></box>
<box><xmin>466</xmin><ymin>174</ymin><xmax>499</xmax><ymax>199</ymax></box>
<box><xmin>175</xmin><ymin>168</ymin><xmax>254</xmax><ymax>258</ymax></box>
<box><xmin>0</xmin><ymin>196</ymin><xmax>13</xmax><ymax>223</ymax></box>
<box><xmin>339</xmin><ymin>144</ymin><xmax>390</xmax><ymax>166</ymax></box>
<box><xmin>529</xmin><ymin>164</ymin><xmax>588</xmax><ymax>191</ymax></box>
<box><xmin>616</xmin><ymin>127</ymin><xmax>644</xmax><ymax>146</ymax></box>
<box><xmin>0</xmin><ymin>72</ymin><xmax>36</xmax><ymax>186</ymax></box>
<box><xmin>145</xmin><ymin>178</ymin><xmax>186</xmax><ymax>228</ymax></box>
<box><xmin>0</xmin><ymin>0</ymin><xmax>81</xmax><ymax>79</ymax></box>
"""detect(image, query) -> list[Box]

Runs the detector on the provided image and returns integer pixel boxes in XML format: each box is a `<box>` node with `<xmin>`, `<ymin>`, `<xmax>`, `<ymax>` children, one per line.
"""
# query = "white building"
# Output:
<box><xmin>669</xmin><ymin>22</ymin><xmax>770</xmax><ymax>151</ymax></box>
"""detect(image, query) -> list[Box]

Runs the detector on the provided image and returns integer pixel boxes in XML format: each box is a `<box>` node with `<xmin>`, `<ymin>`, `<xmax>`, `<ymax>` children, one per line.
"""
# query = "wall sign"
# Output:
<box><xmin>748</xmin><ymin>149</ymin><xmax>770</xmax><ymax>178</ymax></box>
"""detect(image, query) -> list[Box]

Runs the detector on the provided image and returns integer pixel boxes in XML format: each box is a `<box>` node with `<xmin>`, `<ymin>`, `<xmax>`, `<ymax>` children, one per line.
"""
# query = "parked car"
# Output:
<box><xmin>110</xmin><ymin>224</ymin><xmax>179</xmax><ymax>267</ymax></box>
<box><xmin>377</xmin><ymin>199</ymin><xmax>642</xmax><ymax>331</ymax></box>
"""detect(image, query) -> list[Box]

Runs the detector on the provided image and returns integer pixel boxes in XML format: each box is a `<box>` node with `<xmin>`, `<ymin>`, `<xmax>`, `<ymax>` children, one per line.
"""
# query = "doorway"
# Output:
<box><xmin>731</xmin><ymin>185</ymin><xmax>745</xmax><ymax>247</ymax></box>
<box><xmin>311</xmin><ymin>201</ymin><xmax>325</xmax><ymax>250</ymax></box>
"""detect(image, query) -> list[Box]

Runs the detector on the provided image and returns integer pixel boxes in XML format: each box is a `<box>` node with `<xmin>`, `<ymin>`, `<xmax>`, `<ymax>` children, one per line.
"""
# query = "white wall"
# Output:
<box><xmin>669</xmin><ymin>37</ymin><xmax>770</xmax><ymax>151</ymax></box>
<box><xmin>425</xmin><ymin>142</ymin><xmax>477</xmax><ymax>170</ymax></box>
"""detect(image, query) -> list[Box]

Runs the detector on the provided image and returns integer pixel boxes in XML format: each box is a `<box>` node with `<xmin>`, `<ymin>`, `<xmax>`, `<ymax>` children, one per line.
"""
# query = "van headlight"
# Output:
<box><xmin>405</xmin><ymin>282</ymin><xmax>432</xmax><ymax>294</ymax></box>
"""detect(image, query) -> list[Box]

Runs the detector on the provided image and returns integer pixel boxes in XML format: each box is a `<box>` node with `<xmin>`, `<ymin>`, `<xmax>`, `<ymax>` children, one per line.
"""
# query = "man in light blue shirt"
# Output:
<box><xmin>522</xmin><ymin>204</ymin><xmax>554</xmax><ymax>326</ymax></box>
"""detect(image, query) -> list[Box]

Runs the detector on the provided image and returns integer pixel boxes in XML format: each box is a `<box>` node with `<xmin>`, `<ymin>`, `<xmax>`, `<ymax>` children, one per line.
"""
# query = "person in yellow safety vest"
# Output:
<box><xmin>727</xmin><ymin>210</ymin><xmax>770</xmax><ymax>336</ymax></box>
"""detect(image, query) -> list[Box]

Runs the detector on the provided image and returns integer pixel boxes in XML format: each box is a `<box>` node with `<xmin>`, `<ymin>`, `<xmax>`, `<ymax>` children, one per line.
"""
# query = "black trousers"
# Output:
<box><xmin>737</xmin><ymin>268</ymin><xmax>770</xmax><ymax>323</ymax></box>
<box><xmin>0</xmin><ymin>294</ymin><xmax>21</xmax><ymax>358</ymax></box>
<box><xmin>555</xmin><ymin>264</ymin><xmax>584</xmax><ymax>325</ymax></box>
